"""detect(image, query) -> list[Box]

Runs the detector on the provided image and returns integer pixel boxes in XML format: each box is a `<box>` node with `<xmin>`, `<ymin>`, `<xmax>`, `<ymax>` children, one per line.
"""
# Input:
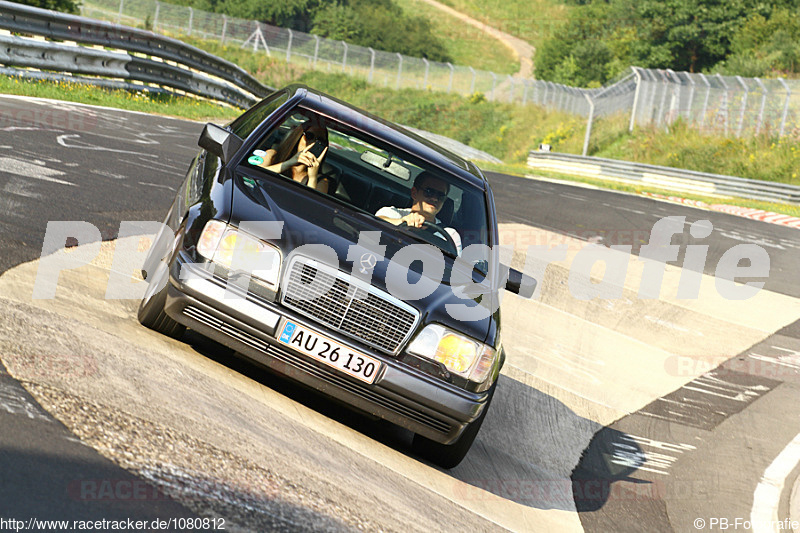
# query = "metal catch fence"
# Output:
<box><xmin>77</xmin><ymin>0</ymin><xmax>800</xmax><ymax>150</ymax></box>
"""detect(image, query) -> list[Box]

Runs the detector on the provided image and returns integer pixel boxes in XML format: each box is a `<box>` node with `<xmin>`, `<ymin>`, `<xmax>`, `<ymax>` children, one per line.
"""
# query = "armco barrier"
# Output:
<box><xmin>0</xmin><ymin>33</ymin><xmax>256</xmax><ymax>108</ymax></box>
<box><xmin>0</xmin><ymin>0</ymin><xmax>273</xmax><ymax>107</ymax></box>
<box><xmin>528</xmin><ymin>151</ymin><xmax>800</xmax><ymax>205</ymax></box>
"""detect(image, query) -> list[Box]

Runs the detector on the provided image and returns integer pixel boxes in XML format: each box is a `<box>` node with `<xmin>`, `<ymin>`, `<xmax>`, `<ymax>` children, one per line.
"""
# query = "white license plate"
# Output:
<box><xmin>277</xmin><ymin>320</ymin><xmax>382</xmax><ymax>384</ymax></box>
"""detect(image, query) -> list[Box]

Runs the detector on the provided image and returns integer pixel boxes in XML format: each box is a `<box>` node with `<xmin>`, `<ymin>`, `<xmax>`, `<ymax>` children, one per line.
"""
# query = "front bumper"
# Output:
<box><xmin>164</xmin><ymin>254</ymin><xmax>490</xmax><ymax>444</ymax></box>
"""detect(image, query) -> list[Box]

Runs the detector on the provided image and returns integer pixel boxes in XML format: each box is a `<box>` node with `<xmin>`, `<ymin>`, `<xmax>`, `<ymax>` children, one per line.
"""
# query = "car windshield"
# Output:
<box><xmin>241</xmin><ymin>109</ymin><xmax>491</xmax><ymax>265</ymax></box>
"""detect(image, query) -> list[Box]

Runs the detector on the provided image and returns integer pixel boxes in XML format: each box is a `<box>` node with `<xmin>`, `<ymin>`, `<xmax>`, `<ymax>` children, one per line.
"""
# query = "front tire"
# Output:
<box><xmin>412</xmin><ymin>383</ymin><xmax>495</xmax><ymax>469</ymax></box>
<box><xmin>137</xmin><ymin>262</ymin><xmax>185</xmax><ymax>339</ymax></box>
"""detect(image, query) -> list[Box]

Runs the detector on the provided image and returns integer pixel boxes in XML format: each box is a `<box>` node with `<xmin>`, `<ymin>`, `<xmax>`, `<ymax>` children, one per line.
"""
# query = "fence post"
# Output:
<box><xmin>570</xmin><ymin>88</ymin><xmax>578</xmax><ymax>115</ymax></box>
<box><xmin>699</xmin><ymin>73</ymin><xmax>710</xmax><ymax>128</ymax></box>
<box><xmin>341</xmin><ymin>41</ymin><xmax>348</xmax><ymax>72</ymax></box>
<box><xmin>423</xmin><ymin>58</ymin><xmax>429</xmax><ymax>88</ymax></box>
<box><xmin>629</xmin><ymin>67</ymin><xmax>642</xmax><ymax>131</ymax></box>
<box><xmin>396</xmin><ymin>53</ymin><xmax>403</xmax><ymax>90</ymax></box>
<box><xmin>117</xmin><ymin>0</ymin><xmax>123</xmax><ymax>24</ymax></box>
<box><xmin>735</xmin><ymin>76</ymin><xmax>749</xmax><ymax>138</ymax></box>
<box><xmin>447</xmin><ymin>62</ymin><xmax>454</xmax><ymax>93</ymax></box>
<box><xmin>666</xmin><ymin>69</ymin><xmax>680</xmax><ymax>125</ymax></box>
<box><xmin>657</xmin><ymin>70</ymin><xmax>669</xmax><ymax>127</ymax></box>
<box><xmin>250</xmin><ymin>22</ymin><xmax>258</xmax><ymax>52</ymax></box>
<box><xmin>542</xmin><ymin>82</ymin><xmax>548</xmax><ymax>106</ymax></box>
<box><xmin>490</xmin><ymin>72</ymin><xmax>497</xmax><ymax>100</ymax></box>
<box><xmin>153</xmin><ymin>2</ymin><xmax>159</xmax><ymax>32</ymax></box>
<box><xmin>286</xmin><ymin>30</ymin><xmax>293</xmax><ymax>63</ymax></box>
<box><xmin>522</xmin><ymin>80</ymin><xmax>528</xmax><ymax>105</ymax></box>
<box><xmin>754</xmin><ymin>78</ymin><xmax>767</xmax><ymax>136</ymax></box>
<box><xmin>188</xmin><ymin>7</ymin><xmax>193</xmax><ymax>36</ymax></box>
<box><xmin>469</xmin><ymin>67</ymin><xmax>476</xmax><ymax>94</ymax></box>
<box><xmin>508</xmin><ymin>76</ymin><xmax>514</xmax><ymax>102</ymax></box>
<box><xmin>583</xmin><ymin>92</ymin><xmax>595</xmax><ymax>156</ymax></box>
<box><xmin>220</xmin><ymin>15</ymin><xmax>226</xmax><ymax>45</ymax></box>
<box><xmin>778</xmin><ymin>77</ymin><xmax>790</xmax><ymax>138</ymax></box>
<box><xmin>313</xmin><ymin>35</ymin><xmax>320</xmax><ymax>68</ymax></box>
<box><xmin>717</xmin><ymin>74</ymin><xmax>730</xmax><ymax>135</ymax></box>
<box><xmin>368</xmin><ymin>48</ymin><xmax>375</xmax><ymax>83</ymax></box>
<box><xmin>685</xmin><ymin>72</ymin><xmax>696</xmax><ymax>124</ymax></box>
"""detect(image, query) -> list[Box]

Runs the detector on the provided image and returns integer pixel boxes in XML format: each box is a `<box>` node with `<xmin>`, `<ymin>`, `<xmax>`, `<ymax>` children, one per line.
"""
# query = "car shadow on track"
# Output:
<box><xmin>182</xmin><ymin>331</ymin><xmax>648</xmax><ymax>512</ymax></box>
<box><xmin>449</xmin><ymin>375</ymin><xmax>650</xmax><ymax>511</ymax></box>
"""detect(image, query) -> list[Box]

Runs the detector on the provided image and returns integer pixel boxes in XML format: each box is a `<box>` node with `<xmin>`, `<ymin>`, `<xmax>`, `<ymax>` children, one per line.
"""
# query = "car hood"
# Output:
<box><xmin>229</xmin><ymin>173</ymin><xmax>496</xmax><ymax>345</ymax></box>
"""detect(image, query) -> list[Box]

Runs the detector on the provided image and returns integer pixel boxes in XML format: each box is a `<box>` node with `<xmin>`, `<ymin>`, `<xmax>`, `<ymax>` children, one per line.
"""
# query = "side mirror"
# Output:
<box><xmin>198</xmin><ymin>123</ymin><xmax>243</xmax><ymax>164</ymax></box>
<box><xmin>505</xmin><ymin>267</ymin><xmax>536</xmax><ymax>298</ymax></box>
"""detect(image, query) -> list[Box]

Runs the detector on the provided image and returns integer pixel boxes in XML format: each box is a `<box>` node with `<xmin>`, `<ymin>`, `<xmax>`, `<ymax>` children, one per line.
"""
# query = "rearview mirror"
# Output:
<box><xmin>505</xmin><ymin>267</ymin><xmax>536</xmax><ymax>298</ymax></box>
<box><xmin>198</xmin><ymin>123</ymin><xmax>243</xmax><ymax>164</ymax></box>
<box><xmin>360</xmin><ymin>150</ymin><xmax>411</xmax><ymax>180</ymax></box>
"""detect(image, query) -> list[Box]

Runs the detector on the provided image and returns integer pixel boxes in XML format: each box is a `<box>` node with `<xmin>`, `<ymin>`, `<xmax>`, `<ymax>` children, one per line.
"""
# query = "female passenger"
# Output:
<box><xmin>258</xmin><ymin>122</ymin><xmax>331</xmax><ymax>193</ymax></box>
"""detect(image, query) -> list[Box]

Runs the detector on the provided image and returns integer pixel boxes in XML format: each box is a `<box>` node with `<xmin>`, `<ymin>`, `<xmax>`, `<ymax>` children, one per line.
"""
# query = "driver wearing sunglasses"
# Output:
<box><xmin>376</xmin><ymin>171</ymin><xmax>462</xmax><ymax>254</ymax></box>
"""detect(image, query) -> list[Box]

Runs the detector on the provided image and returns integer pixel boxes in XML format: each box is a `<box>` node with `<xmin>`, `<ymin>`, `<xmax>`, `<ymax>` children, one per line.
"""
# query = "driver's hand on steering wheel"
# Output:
<box><xmin>400</xmin><ymin>212</ymin><xmax>426</xmax><ymax>228</ymax></box>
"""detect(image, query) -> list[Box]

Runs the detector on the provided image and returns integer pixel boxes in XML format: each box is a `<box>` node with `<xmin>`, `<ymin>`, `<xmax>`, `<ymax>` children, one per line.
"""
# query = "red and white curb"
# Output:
<box><xmin>642</xmin><ymin>193</ymin><xmax>800</xmax><ymax>229</ymax></box>
<box><xmin>709</xmin><ymin>205</ymin><xmax>800</xmax><ymax>228</ymax></box>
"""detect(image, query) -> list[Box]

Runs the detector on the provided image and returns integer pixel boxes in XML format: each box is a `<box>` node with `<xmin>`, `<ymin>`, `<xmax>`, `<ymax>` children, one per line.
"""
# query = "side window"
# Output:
<box><xmin>228</xmin><ymin>91</ymin><xmax>289</xmax><ymax>139</ymax></box>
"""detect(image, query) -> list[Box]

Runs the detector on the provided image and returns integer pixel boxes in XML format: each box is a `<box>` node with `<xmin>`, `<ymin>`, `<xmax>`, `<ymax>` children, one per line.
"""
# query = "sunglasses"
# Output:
<box><xmin>421</xmin><ymin>186</ymin><xmax>447</xmax><ymax>202</ymax></box>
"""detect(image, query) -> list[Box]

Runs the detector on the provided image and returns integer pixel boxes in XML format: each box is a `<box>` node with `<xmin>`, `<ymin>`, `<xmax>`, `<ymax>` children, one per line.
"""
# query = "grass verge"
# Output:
<box><xmin>393</xmin><ymin>0</ymin><xmax>519</xmax><ymax>74</ymax></box>
<box><xmin>436</xmin><ymin>0</ymin><xmax>570</xmax><ymax>49</ymax></box>
<box><xmin>0</xmin><ymin>76</ymin><xmax>239</xmax><ymax>122</ymax></box>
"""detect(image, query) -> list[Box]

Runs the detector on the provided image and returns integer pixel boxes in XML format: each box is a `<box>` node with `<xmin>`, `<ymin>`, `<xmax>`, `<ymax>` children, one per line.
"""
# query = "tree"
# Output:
<box><xmin>534</xmin><ymin>1</ymin><xmax>622</xmax><ymax>86</ymax></box>
<box><xmin>311</xmin><ymin>0</ymin><xmax>451</xmax><ymax>62</ymax></box>
<box><xmin>195</xmin><ymin>0</ymin><xmax>322</xmax><ymax>32</ymax></box>
<box><xmin>633</xmin><ymin>0</ymin><xmax>753</xmax><ymax>72</ymax></box>
<box><xmin>13</xmin><ymin>0</ymin><xmax>79</xmax><ymax>14</ymax></box>
<box><xmin>723</xmin><ymin>7</ymin><xmax>800</xmax><ymax>75</ymax></box>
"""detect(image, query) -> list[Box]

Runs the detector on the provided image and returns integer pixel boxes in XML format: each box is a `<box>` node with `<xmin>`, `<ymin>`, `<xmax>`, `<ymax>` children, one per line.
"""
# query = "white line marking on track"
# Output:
<box><xmin>0</xmin><ymin>157</ymin><xmax>75</xmax><ymax>186</ymax></box>
<box><xmin>0</xmin><ymin>380</ymin><xmax>52</xmax><ymax>422</ymax></box>
<box><xmin>56</xmin><ymin>134</ymin><xmax>158</xmax><ymax>157</ymax></box>
<box><xmin>3</xmin><ymin>178</ymin><xmax>42</xmax><ymax>199</ymax></box>
<box><xmin>611</xmin><ymin>434</ymin><xmax>696</xmax><ymax>476</ymax></box>
<box><xmin>751</xmin><ymin>432</ymin><xmax>800</xmax><ymax>533</ymax></box>
<box><xmin>138</xmin><ymin>182</ymin><xmax>175</xmax><ymax>191</ymax></box>
<box><xmin>90</xmin><ymin>169</ymin><xmax>128</xmax><ymax>180</ymax></box>
<box><xmin>682</xmin><ymin>375</ymin><xmax>770</xmax><ymax>402</ymax></box>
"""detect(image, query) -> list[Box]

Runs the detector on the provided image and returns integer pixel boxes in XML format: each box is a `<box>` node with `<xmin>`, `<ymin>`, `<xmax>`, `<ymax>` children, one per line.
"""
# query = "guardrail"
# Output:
<box><xmin>527</xmin><ymin>151</ymin><xmax>800</xmax><ymax>205</ymax></box>
<box><xmin>0</xmin><ymin>0</ymin><xmax>273</xmax><ymax>107</ymax></box>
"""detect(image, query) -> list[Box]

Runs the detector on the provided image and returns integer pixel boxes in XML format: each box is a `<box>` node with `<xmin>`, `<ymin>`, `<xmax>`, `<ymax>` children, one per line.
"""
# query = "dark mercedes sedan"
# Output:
<box><xmin>138</xmin><ymin>85</ymin><xmax>532</xmax><ymax>468</ymax></box>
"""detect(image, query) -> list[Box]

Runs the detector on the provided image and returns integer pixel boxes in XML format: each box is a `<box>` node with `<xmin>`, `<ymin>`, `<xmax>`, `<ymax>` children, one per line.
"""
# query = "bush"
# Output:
<box><xmin>13</xmin><ymin>0</ymin><xmax>78</xmax><ymax>13</ymax></box>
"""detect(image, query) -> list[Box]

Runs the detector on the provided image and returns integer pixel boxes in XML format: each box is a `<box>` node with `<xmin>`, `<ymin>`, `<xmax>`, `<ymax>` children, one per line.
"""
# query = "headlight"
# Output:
<box><xmin>407</xmin><ymin>324</ymin><xmax>497</xmax><ymax>383</ymax></box>
<box><xmin>197</xmin><ymin>220</ymin><xmax>281</xmax><ymax>287</ymax></box>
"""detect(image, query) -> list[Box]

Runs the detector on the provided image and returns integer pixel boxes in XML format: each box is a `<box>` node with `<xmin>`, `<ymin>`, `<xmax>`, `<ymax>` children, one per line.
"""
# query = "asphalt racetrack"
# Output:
<box><xmin>0</xmin><ymin>95</ymin><xmax>799</xmax><ymax>532</ymax></box>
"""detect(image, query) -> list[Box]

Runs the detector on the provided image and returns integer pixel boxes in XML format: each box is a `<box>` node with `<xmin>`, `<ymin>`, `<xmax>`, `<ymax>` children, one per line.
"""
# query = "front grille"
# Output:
<box><xmin>281</xmin><ymin>257</ymin><xmax>418</xmax><ymax>354</ymax></box>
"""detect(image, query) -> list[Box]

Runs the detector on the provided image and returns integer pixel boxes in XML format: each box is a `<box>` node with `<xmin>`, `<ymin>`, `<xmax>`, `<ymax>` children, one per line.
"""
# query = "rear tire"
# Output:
<box><xmin>412</xmin><ymin>383</ymin><xmax>495</xmax><ymax>469</ymax></box>
<box><xmin>137</xmin><ymin>263</ymin><xmax>185</xmax><ymax>339</ymax></box>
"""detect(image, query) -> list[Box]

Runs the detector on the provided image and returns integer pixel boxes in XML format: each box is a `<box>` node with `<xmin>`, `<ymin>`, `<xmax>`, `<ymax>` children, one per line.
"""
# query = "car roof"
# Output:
<box><xmin>282</xmin><ymin>84</ymin><xmax>487</xmax><ymax>191</ymax></box>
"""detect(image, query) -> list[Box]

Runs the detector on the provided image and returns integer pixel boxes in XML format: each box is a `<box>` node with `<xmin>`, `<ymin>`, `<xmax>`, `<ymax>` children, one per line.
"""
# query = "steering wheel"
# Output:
<box><xmin>400</xmin><ymin>221</ymin><xmax>458</xmax><ymax>256</ymax></box>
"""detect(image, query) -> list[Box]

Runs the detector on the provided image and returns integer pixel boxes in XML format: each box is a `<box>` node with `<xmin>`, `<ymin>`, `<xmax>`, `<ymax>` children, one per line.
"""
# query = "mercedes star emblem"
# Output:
<box><xmin>359</xmin><ymin>253</ymin><xmax>377</xmax><ymax>274</ymax></box>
